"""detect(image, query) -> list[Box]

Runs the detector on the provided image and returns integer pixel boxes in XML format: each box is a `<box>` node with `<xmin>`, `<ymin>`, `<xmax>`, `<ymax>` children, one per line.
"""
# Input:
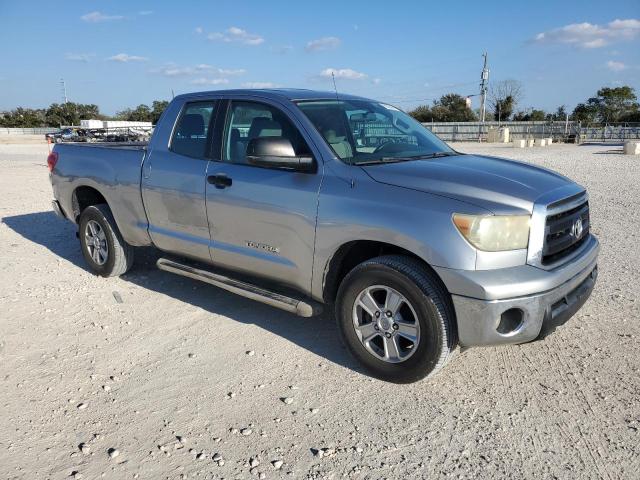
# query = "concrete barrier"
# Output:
<box><xmin>512</xmin><ymin>139</ymin><xmax>526</xmax><ymax>148</ymax></box>
<box><xmin>527</xmin><ymin>139</ymin><xmax>535</xmax><ymax>147</ymax></box>
<box><xmin>624</xmin><ymin>141</ymin><xmax>640</xmax><ymax>155</ymax></box>
<box><xmin>546</xmin><ymin>137</ymin><xmax>553</xmax><ymax>145</ymax></box>
<box><xmin>487</xmin><ymin>127</ymin><xmax>510</xmax><ymax>143</ymax></box>
<box><xmin>535</xmin><ymin>138</ymin><xmax>547</xmax><ymax>147</ymax></box>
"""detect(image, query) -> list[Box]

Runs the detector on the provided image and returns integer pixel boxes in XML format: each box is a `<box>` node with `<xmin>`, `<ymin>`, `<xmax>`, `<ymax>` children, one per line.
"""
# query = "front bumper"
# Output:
<box><xmin>436</xmin><ymin>235</ymin><xmax>599</xmax><ymax>347</ymax></box>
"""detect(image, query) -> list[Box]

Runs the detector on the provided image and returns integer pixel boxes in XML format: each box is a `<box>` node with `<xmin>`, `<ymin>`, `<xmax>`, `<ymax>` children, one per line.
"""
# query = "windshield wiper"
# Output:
<box><xmin>352</xmin><ymin>157</ymin><xmax>410</xmax><ymax>166</ymax></box>
<box><xmin>353</xmin><ymin>152</ymin><xmax>458</xmax><ymax>166</ymax></box>
<box><xmin>418</xmin><ymin>151</ymin><xmax>459</xmax><ymax>159</ymax></box>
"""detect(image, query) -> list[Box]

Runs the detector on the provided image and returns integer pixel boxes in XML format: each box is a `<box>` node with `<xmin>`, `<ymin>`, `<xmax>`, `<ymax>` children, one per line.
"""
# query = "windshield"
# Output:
<box><xmin>296</xmin><ymin>99</ymin><xmax>455</xmax><ymax>165</ymax></box>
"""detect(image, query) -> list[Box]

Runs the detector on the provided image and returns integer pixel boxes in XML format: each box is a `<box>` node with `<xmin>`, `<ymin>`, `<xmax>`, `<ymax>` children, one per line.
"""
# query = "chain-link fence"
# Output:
<box><xmin>0</xmin><ymin>127</ymin><xmax>59</xmax><ymax>135</ymax></box>
<box><xmin>421</xmin><ymin>121</ymin><xmax>640</xmax><ymax>143</ymax></box>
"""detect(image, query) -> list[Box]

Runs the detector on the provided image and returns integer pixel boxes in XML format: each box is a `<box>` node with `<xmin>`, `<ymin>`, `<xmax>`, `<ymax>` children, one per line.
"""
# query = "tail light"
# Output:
<box><xmin>47</xmin><ymin>152</ymin><xmax>59</xmax><ymax>172</ymax></box>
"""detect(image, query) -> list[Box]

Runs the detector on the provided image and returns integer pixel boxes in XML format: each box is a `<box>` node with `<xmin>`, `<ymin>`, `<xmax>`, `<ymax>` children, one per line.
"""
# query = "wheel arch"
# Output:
<box><xmin>321</xmin><ymin>240</ymin><xmax>450</xmax><ymax>304</ymax></box>
<box><xmin>71</xmin><ymin>185</ymin><xmax>109</xmax><ymax>223</ymax></box>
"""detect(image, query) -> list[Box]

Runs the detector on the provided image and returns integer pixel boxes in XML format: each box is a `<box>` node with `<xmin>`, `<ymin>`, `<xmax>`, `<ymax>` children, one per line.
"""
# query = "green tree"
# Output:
<box><xmin>151</xmin><ymin>100</ymin><xmax>169</xmax><ymax>124</ymax></box>
<box><xmin>45</xmin><ymin>102</ymin><xmax>104</xmax><ymax>126</ymax></box>
<box><xmin>546</xmin><ymin>106</ymin><xmax>567</xmax><ymax>121</ymax></box>
<box><xmin>0</xmin><ymin>107</ymin><xmax>47</xmax><ymax>127</ymax></box>
<box><xmin>409</xmin><ymin>94</ymin><xmax>476</xmax><ymax>122</ymax></box>
<box><xmin>116</xmin><ymin>101</ymin><xmax>167</xmax><ymax>123</ymax></box>
<box><xmin>513</xmin><ymin>109</ymin><xmax>546</xmax><ymax>121</ymax></box>
<box><xmin>488</xmin><ymin>79</ymin><xmax>523</xmax><ymax>122</ymax></box>
<box><xmin>408</xmin><ymin>105</ymin><xmax>432</xmax><ymax>122</ymax></box>
<box><xmin>116</xmin><ymin>104</ymin><xmax>152</xmax><ymax>122</ymax></box>
<box><xmin>587</xmin><ymin>86</ymin><xmax>639</xmax><ymax>123</ymax></box>
<box><xmin>620</xmin><ymin>109</ymin><xmax>640</xmax><ymax>122</ymax></box>
<box><xmin>570</xmin><ymin>103</ymin><xmax>599</xmax><ymax>124</ymax></box>
<box><xmin>493</xmin><ymin>96</ymin><xmax>514</xmax><ymax>121</ymax></box>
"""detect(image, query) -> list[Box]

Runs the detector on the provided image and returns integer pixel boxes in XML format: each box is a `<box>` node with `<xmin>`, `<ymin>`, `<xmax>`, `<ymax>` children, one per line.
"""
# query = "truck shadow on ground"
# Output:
<box><xmin>2</xmin><ymin>211</ymin><xmax>365</xmax><ymax>377</ymax></box>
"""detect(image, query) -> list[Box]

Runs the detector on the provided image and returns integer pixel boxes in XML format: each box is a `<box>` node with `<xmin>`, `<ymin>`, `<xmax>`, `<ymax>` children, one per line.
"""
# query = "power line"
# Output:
<box><xmin>378</xmin><ymin>81</ymin><xmax>478</xmax><ymax>104</ymax></box>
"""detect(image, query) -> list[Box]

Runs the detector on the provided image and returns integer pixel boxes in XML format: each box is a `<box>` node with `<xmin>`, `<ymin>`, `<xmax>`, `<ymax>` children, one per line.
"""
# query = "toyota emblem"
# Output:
<box><xmin>571</xmin><ymin>218</ymin><xmax>584</xmax><ymax>238</ymax></box>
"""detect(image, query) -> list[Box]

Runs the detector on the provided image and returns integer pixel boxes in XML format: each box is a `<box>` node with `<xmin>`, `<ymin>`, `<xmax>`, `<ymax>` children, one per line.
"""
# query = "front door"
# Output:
<box><xmin>141</xmin><ymin>100</ymin><xmax>217</xmax><ymax>262</ymax></box>
<box><xmin>205</xmin><ymin>99</ymin><xmax>323</xmax><ymax>293</ymax></box>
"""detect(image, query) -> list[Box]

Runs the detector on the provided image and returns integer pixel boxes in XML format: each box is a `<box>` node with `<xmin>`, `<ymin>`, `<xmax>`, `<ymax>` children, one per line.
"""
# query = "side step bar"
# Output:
<box><xmin>156</xmin><ymin>258</ymin><xmax>322</xmax><ymax>317</ymax></box>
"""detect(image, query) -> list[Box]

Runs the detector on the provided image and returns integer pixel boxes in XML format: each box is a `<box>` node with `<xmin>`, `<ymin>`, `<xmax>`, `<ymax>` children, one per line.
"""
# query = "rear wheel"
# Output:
<box><xmin>335</xmin><ymin>255</ymin><xmax>456</xmax><ymax>383</ymax></box>
<box><xmin>79</xmin><ymin>204</ymin><xmax>134</xmax><ymax>277</ymax></box>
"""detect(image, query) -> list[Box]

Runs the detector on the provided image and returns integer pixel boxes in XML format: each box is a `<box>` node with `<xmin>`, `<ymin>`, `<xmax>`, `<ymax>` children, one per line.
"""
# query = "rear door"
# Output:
<box><xmin>141</xmin><ymin>99</ymin><xmax>217</xmax><ymax>262</ymax></box>
<box><xmin>204</xmin><ymin>98</ymin><xmax>323</xmax><ymax>293</ymax></box>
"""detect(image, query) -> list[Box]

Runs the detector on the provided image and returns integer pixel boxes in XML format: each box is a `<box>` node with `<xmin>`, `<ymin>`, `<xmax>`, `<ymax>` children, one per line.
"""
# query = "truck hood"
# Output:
<box><xmin>361</xmin><ymin>154</ymin><xmax>573</xmax><ymax>214</ymax></box>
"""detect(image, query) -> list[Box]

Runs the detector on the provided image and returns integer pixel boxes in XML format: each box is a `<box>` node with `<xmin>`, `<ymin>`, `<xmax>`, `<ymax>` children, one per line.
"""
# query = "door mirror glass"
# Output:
<box><xmin>246</xmin><ymin>137</ymin><xmax>315</xmax><ymax>172</ymax></box>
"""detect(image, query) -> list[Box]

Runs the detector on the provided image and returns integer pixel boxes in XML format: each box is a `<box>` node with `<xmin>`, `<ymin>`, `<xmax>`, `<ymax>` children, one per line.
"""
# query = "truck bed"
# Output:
<box><xmin>50</xmin><ymin>142</ymin><xmax>152</xmax><ymax>246</ymax></box>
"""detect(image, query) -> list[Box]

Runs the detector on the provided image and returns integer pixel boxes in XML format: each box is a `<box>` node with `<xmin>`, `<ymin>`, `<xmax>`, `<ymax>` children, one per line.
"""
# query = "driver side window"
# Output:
<box><xmin>222</xmin><ymin>101</ymin><xmax>310</xmax><ymax>165</ymax></box>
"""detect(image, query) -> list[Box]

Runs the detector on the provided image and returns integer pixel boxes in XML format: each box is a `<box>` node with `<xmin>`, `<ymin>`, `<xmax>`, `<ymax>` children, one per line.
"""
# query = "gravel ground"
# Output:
<box><xmin>1</xmin><ymin>141</ymin><xmax>639</xmax><ymax>479</ymax></box>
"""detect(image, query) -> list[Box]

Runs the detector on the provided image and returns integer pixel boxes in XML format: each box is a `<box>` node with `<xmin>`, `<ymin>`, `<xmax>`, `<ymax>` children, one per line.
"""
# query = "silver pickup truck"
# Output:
<box><xmin>49</xmin><ymin>89</ymin><xmax>599</xmax><ymax>383</ymax></box>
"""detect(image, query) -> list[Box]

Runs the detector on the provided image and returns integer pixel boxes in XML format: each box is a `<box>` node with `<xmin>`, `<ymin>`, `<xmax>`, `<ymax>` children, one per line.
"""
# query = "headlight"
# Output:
<box><xmin>452</xmin><ymin>214</ymin><xmax>530</xmax><ymax>251</ymax></box>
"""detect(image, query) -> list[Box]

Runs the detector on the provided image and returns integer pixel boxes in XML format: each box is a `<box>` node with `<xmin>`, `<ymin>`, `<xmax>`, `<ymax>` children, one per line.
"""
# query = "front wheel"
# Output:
<box><xmin>78</xmin><ymin>204</ymin><xmax>134</xmax><ymax>277</ymax></box>
<box><xmin>335</xmin><ymin>255</ymin><xmax>457</xmax><ymax>383</ymax></box>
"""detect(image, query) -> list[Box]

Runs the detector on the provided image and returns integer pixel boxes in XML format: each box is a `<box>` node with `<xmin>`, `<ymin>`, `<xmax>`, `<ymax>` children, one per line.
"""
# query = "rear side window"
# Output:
<box><xmin>171</xmin><ymin>101</ymin><xmax>216</xmax><ymax>158</ymax></box>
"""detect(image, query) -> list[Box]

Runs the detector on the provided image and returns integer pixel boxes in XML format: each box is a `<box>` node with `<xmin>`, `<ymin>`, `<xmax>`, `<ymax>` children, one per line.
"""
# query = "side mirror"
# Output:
<box><xmin>246</xmin><ymin>137</ymin><xmax>315</xmax><ymax>173</ymax></box>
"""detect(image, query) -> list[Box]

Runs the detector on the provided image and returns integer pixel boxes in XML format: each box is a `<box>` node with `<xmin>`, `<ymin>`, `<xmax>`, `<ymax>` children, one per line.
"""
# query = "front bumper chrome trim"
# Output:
<box><xmin>452</xmin><ymin>259</ymin><xmax>598</xmax><ymax>347</ymax></box>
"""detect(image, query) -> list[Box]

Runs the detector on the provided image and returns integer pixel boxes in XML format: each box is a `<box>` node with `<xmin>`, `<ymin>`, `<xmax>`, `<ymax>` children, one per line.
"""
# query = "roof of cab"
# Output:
<box><xmin>175</xmin><ymin>88</ymin><xmax>372</xmax><ymax>102</ymax></box>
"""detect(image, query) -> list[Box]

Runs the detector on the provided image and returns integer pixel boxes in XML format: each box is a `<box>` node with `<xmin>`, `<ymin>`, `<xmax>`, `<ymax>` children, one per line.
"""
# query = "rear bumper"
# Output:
<box><xmin>436</xmin><ymin>235</ymin><xmax>599</xmax><ymax>347</ymax></box>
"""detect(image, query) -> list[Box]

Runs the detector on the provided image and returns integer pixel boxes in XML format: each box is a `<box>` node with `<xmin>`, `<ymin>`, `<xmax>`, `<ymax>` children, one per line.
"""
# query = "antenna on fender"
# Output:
<box><xmin>331</xmin><ymin>71</ymin><xmax>339</xmax><ymax>101</ymax></box>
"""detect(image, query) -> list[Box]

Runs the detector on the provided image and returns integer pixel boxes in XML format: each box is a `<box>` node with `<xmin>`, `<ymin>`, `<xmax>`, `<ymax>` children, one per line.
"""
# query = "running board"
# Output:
<box><xmin>156</xmin><ymin>258</ymin><xmax>322</xmax><ymax>317</ymax></box>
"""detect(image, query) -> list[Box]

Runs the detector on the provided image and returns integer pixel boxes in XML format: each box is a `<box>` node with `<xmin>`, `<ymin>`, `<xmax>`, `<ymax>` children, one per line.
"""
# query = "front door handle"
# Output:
<box><xmin>208</xmin><ymin>174</ymin><xmax>233</xmax><ymax>189</ymax></box>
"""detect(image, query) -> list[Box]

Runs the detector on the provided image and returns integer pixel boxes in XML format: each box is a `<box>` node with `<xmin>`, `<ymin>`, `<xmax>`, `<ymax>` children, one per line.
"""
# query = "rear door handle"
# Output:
<box><xmin>208</xmin><ymin>174</ymin><xmax>232</xmax><ymax>189</ymax></box>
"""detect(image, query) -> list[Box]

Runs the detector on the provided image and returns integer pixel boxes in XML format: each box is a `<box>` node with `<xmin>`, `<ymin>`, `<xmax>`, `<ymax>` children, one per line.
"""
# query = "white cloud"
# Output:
<box><xmin>191</xmin><ymin>78</ymin><xmax>230</xmax><ymax>85</ymax></box>
<box><xmin>272</xmin><ymin>45</ymin><xmax>294</xmax><ymax>54</ymax></box>
<box><xmin>195</xmin><ymin>26</ymin><xmax>203</xmax><ymax>34</ymax></box>
<box><xmin>305</xmin><ymin>36</ymin><xmax>341</xmax><ymax>52</ymax></box>
<box><xmin>153</xmin><ymin>63</ymin><xmax>245</xmax><ymax>77</ymax></box>
<box><xmin>138</xmin><ymin>10</ymin><xmax>153</xmax><ymax>16</ymax></box>
<box><xmin>320</xmin><ymin>68</ymin><xmax>367</xmax><ymax>80</ymax></box>
<box><xmin>65</xmin><ymin>53</ymin><xmax>94</xmax><ymax>62</ymax></box>
<box><xmin>534</xmin><ymin>18</ymin><xmax>640</xmax><ymax>48</ymax></box>
<box><xmin>81</xmin><ymin>11</ymin><xmax>124</xmax><ymax>22</ymax></box>
<box><xmin>241</xmin><ymin>82</ymin><xmax>279</xmax><ymax>88</ymax></box>
<box><xmin>108</xmin><ymin>53</ymin><xmax>148</xmax><ymax>63</ymax></box>
<box><xmin>606</xmin><ymin>60</ymin><xmax>627</xmax><ymax>71</ymax></box>
<box><xmin>372</xmin><ymin>78</ymin><xmax>381</xmax><ymax>85</ymax></box>
<box><xmin>217</xmin><ymin>68</ymin><xmax>246</xmax><ymax>76</ymax></box>
<box><xmin>207</xmin><ymin>27</ymin><xmax>264</xmax><ymax>45</ymax></box>
<box><xmin>156</xmin><ymin>66</ymin><xmax>195</xmax><ymax>76</ymax></box>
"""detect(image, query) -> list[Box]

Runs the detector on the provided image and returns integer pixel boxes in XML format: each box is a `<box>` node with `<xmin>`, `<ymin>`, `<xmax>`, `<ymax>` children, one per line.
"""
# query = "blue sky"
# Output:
<box><xmin>0</xmin><ymin>0</ymin><xmax>638</xmax><ymax>115</ymax></box>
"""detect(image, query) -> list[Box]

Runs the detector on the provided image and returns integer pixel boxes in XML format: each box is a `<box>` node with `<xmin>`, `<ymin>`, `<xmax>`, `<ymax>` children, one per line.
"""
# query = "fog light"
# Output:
<box><xmin>497</xmin><ymin>308</ymin><xmax>524</xmax><ymax>335</ymax></box>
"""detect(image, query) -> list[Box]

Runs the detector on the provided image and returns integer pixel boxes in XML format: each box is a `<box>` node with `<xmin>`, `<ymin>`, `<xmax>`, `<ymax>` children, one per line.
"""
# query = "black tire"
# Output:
<box><xmin>335</xmin><ymin>255</ymin><xmax>457</xmax><ymax>383</ymax></box>
<box><xmin>78</xmin><ymin>204</ymin><xmax>134</xmax><ymax>277</ymax></box>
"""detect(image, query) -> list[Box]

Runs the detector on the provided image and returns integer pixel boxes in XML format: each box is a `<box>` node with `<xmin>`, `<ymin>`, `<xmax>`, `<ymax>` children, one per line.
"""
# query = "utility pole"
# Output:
<box><xmin>60</xmin><ymin>78</ymin><xmax>68</xmax><ymax>104</ymax></box>
<box><xmin>479</xmin><ymin>52</ymin><xmax>489</xmax><ymax>122</ymax></box>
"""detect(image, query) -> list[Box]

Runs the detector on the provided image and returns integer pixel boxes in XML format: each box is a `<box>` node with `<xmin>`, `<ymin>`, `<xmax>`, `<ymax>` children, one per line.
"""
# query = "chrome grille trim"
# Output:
<box><xmin>527</xmin><ymin>185</ymin><xmax>589</xmax><ymax>270</ymax></box>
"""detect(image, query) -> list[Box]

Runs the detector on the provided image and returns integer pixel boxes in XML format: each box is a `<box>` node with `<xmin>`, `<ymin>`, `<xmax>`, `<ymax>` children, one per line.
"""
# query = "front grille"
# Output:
<box><xmin>541</xmin><ymin>200</ymin><xmax>590</xmax><ymax>265</ymax></box>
